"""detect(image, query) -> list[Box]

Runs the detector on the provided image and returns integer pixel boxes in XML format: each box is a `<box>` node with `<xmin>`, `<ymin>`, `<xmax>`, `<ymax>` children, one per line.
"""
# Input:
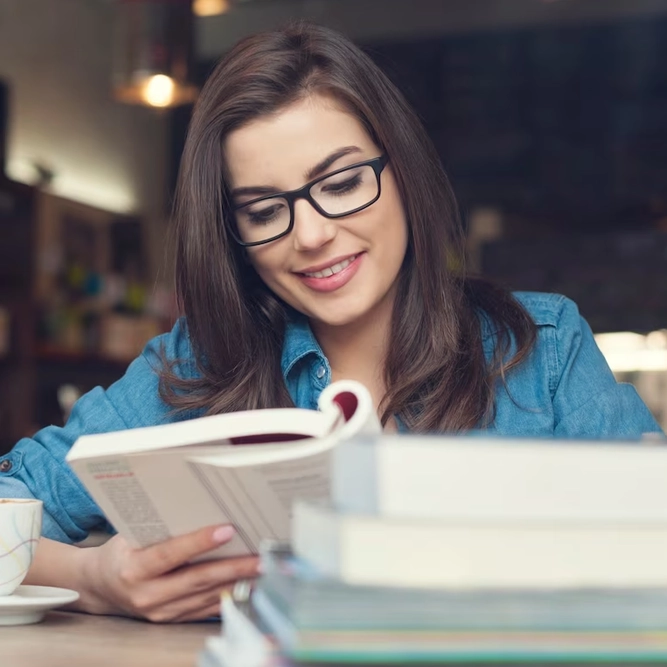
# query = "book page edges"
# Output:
<box><xmin>66</xmin><ymin>406</ymin><xmax>339</xmax><ymax>461</ymax></box>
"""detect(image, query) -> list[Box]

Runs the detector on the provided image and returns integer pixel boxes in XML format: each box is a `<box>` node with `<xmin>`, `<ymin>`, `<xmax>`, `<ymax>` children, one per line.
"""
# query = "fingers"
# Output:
<box><xmin>171</xmin><ymin>600</ymin><xmax>225</xmax><ymax>624</ymax></box>
<box><xmin>138</xmin><ymin>587</ymin><xmax>225</xmax><ymax>624</ymax></box>
<box><xmin>167</xmin><ymin>554</ymin><xmax>260</xmax><ymax>596</ymax></box>
<box><xmin>127</xmin><ymin>561</ymin><xmax>259</xmax><ymax>623</ymax></box>
<box><xmin>132</xmin><ymin>555</ymin><xmax>260</xmax><ymax>611</ymax></box>
<box><xmin>88</xmin><ymin>526</ymin><xmax>258</xmax><ymax>623</ymax></box>
<box><xmin>131</xmin><ymin>524</ymin><xmax>237</xmax><ymax>579</ymax></box>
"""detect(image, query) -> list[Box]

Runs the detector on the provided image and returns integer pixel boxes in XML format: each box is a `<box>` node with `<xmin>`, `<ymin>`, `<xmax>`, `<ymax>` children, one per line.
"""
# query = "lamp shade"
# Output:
<box><xmin>193</xmin><ymin>0</ymin><xmax>231</xmax><ymax>16</ymax></box>
<box><xmin>113</xmin><ymin>0</ymin><xmax>199</xmax><ymax>108</ymax></box>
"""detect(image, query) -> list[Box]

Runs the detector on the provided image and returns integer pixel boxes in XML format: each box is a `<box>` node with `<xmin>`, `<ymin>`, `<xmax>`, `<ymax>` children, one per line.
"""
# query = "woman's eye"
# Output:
<box><xmin>247</xmin><ymin>204</ymin><xmax>284</xmax><ymax>225</ymax></box>
<box><xmin>322</xmin><ymin>173</ymin><xmax>362</xmax><ymax>195</ymax></box>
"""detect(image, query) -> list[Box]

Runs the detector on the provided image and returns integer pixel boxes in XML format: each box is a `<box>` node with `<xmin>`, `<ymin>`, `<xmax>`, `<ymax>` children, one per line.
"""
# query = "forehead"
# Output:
<box><xmin>223</xmin><ymin>94</ymin><xmax>376</xmax><ymax>188</ymax></box>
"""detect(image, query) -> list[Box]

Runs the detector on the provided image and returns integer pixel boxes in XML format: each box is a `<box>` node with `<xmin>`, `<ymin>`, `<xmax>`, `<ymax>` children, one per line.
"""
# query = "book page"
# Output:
<box><xmin>189</xmin><ymin>448</ymin><xmax>332</xmax><ymax>553</ymax></box>
<box><xmin>186</xmin><ymin>380</ymin><xmax>380</xmax><ymax>552</ymax></box>
<box><xmin>67</xmin><ymin>405</ymin><xmax>339</xmax><ymax>459</ymax></box>
<box><xmin>68</xmin><ymin>446</ymin><xmax>255</xmax><ymax>558</ymax></box>
<box><xmin>317</xmin><ymin>379</ymin><xmax>382</xmax><ymax>439</ymax></box>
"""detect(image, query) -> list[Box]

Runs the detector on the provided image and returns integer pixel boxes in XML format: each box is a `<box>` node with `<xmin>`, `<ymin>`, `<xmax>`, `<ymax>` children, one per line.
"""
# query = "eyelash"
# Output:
<box><xmin>320</xmin><ymin>174</ymin><xmax>362</xmax><ymax>196</ymax></box>
<box><xmin>246</xmin><ymin>204</ymin><xmax>284</xmax><ymax>226</ymax></box>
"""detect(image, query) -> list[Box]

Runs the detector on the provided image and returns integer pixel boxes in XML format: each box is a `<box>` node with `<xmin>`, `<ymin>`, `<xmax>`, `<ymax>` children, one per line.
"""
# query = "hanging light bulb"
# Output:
<box><xmin>142</xmin><ymin>74</ymin><xmax>177</xmax><ymax>107</ymax></box>
<box><xmin>113</xmin><ymin>0</ymin><xmax>199</xmax><ymax>108</ymax></box>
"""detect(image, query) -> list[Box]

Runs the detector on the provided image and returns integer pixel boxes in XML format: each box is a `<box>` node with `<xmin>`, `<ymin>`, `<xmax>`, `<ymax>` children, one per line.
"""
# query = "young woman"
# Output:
<box><xmin>2</xmin><ymin>22</ymin><xmax>662</xmax><ymax>622</ymax></box>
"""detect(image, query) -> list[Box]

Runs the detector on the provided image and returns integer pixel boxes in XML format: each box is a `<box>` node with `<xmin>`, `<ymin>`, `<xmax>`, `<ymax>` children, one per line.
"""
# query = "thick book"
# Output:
<box><xmin>65</xmin><ymin>380</ymin><xmax>380</xmax><ymax>557</ymax></box>
<box><xmin>257</xmin><ymin>542</ymin><xmax>667</xmax><ymax>632</ymax></box>
<box><xmin>332</xmin><ymin>435</ymin><xmax>667</xmax><ymax>522</ymax></box>
<box><xmin>292</xmin><ymin>501</ymin><xmax>667</xmax><ymax>589</ymax></box>
<box><xmin>200</xmin><ymin>592</ymin><xmax>667</xmax><ymax>667</ymax></box>
<box><xmin>250</xmin><ymin>586</ymin><xmax>667</xmax><ymax>664</ymax></box>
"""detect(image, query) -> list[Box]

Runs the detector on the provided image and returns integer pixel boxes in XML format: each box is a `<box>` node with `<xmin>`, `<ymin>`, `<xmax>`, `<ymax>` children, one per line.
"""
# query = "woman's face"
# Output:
<box><xmin>224</xmin><ymin>94</ymin><xmax>408</xmax><ymax>330</ymax></box>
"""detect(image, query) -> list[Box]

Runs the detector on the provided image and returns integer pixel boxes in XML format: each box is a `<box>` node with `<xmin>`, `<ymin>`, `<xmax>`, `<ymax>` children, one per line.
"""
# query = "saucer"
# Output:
<box><xmin>0</xmin><ymin>585</ymin><xmax>79</xmax><ymax>626</ymax></box>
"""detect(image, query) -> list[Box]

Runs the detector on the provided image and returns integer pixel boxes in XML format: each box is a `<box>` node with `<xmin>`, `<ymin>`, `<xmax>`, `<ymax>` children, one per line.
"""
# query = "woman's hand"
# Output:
<box><xmin>27</xmin><ymin>525</ymin><xmax>259</xmax><ymax>623</ymax></box>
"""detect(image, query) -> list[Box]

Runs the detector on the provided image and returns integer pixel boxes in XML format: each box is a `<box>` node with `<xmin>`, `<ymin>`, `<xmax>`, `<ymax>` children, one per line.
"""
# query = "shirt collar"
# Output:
<box><xmin>281</xmin><ymin>313</ymin><xmax>325</xmax><ymax>380</ymax></box>
<box><xmin>281</xmin><ymin>308</ymin><xmax>496</xmax><ymax>380</ymax></box>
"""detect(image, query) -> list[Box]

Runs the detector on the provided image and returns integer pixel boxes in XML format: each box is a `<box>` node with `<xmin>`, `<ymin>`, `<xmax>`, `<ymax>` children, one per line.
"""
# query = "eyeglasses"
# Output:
<box><xmin>229</xmin><ymin>155</ymin><xmax>389</xmax><ymax>247</ymax></box>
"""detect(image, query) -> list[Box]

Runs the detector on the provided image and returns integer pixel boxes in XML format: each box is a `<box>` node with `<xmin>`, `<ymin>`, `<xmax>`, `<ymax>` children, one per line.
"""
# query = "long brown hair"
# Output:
<box><xmin>160</xmin><ymin>21</ymin><xmax>536</xmax><ymax>431</ymax></box>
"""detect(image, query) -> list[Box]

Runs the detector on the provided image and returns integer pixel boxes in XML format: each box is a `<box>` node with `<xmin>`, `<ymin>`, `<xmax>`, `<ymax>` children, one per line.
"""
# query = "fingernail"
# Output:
<box><xmin>213</xmin><ymin>525</ymin><xmax>235</xmax><ymax>544</ymax></box>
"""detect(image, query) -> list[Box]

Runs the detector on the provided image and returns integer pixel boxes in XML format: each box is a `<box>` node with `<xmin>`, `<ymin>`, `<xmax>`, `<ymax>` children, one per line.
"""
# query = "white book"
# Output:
<box><xmin>66</xmin><ymin>380</ymin><xmax>380</xmax><ymax>558</ymax></box>
<box><xmin>333</xmin><ymin>435</ymin><xmax>667</xmax><ymax>522</ymax></box>
<box><xmin>292</xmin><ymin>501</ymin><xmax>667</xmax><ymax>590</ymax></box>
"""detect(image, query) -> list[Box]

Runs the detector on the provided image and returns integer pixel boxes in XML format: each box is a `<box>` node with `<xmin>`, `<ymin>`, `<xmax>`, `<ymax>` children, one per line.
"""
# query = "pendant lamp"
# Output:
<box><xmin>113</xmin><ymin>0</ymin><xmax>199</xmax><ymax>108</ymax></box>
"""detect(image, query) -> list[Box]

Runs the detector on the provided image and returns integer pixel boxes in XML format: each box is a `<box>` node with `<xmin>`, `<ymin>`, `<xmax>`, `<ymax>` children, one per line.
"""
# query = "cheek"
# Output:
<box><xmin>382</xmin><ymin>203</ymin><xmax>408</xmax><ymax>253</ymax></box>
<box><xmin>246</xmin><ymin>248</ymin><xmax>285</xmax><ymax>286</ymax></box>
<box><xmin>378</xmin><ymin>178</ymin><xmax>408</xmax><ymax>246</ymax></box>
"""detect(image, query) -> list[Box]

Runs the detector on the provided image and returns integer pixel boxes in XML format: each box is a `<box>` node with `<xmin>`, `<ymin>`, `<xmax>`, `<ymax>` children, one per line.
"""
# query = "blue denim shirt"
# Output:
<box><xmin>0</xmin><ymin>292</ymin><xmax>662</xmax><ymax>543</ymax></box>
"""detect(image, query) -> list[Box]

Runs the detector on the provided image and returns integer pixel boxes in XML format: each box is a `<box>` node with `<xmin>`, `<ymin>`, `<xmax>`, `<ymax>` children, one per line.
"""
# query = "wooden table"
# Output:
<box><xmin>2</xmin><ymin>611</ymin><xmax>215</xmax><ymax>667</ymax></box>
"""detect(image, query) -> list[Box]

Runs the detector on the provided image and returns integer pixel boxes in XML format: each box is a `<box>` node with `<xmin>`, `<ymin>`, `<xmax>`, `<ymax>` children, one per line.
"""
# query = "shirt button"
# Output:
<box><xmin>316</xmin><ymin>366</ymin><xmax>326</xmax><ymax>379</ymax></box>
<box><xmin>0</xmin><ymin>459</ymin><xmax>12</xmax><ymax>473</ymax></box>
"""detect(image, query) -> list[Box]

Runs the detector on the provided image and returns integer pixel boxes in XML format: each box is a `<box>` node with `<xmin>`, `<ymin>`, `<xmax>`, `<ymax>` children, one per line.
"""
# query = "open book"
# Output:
<box><xmin>65</xmin><ymin>380</ymin><xmax>380</xmax><ymax>557</ymax></box>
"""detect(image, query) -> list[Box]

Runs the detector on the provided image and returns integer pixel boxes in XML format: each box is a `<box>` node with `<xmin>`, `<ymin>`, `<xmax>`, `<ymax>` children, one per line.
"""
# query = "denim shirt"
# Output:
<box><xmin>0</xmin><ymin>292</ymin><xmax>662</xmax><ymax>543</ymax></box>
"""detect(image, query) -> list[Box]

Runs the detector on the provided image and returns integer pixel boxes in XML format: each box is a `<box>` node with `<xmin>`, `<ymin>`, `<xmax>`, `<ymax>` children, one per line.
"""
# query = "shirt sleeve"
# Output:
<box><xmin>0</xmin><ymin>318</ymin><xmax>196</xmax><ymax>543</ymax></box>
<box><xmin>552</xmin><ymin>299</ymin><xmax>664</xmax><ymax>439</ymax></box>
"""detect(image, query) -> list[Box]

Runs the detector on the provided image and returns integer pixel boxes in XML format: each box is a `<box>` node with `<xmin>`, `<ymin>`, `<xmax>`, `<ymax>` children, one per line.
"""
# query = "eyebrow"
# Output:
<box><xmin>305</xmin><ymin>145</ymin><xmax>362</xmax><ymax>181</ymax></box>
<box><xmin>230</xmin><ymin>146</ymin><xmax>363</xmax><ymax>199</ymax></box>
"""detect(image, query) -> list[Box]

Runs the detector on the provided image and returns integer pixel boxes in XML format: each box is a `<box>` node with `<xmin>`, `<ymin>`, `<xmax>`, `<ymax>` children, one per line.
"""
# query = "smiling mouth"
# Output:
<box><xmin>301</xmin><ymin>254</ymin><xmax>360</xmax><ymax>279</ymax></box>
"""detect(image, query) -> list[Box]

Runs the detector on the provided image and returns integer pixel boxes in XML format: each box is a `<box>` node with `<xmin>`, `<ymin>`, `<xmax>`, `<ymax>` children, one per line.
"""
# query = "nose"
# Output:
<box><xmin>291</xmin><ymin>199</ymin><xmax>337</xmax><ymax>252</ymax></box>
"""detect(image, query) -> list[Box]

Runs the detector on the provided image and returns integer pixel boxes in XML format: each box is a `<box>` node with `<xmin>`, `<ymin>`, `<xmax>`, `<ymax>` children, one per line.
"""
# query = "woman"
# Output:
<box><xmin>2</xmin><ymin>22</ymin><xmax>662</xmax><ymax>622</ymax></box>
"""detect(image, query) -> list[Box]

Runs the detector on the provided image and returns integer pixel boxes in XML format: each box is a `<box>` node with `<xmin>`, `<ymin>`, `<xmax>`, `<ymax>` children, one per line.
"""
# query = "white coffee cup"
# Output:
<box><xmin>0</xmin><ymin>499</ymin><xmax>43</xmax><ymax>596</ymax></box>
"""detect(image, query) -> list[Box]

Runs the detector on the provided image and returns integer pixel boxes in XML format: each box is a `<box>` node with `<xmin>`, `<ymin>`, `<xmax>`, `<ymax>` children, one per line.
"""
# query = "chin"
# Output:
<box><xmin>307</xmin><ymin>306</ymin><xmax>369</xmax><ymax>329</ymax></box>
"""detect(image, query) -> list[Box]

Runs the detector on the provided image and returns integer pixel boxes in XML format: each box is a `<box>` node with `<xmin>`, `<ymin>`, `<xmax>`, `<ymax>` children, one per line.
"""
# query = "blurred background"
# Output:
<box><xmin>0</xmin><ymin>0</ymin><xmax>666</xmax><ymax>453</ymax></box>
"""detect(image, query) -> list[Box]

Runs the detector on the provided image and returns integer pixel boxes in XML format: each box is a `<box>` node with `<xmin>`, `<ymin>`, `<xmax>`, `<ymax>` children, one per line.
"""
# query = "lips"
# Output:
<box><xmin>296</xmin><ymin>253</ymin><xmax>364</xmax><ymax>293</ymax></box>
<box><xmin>301</xmin><ymin>254</ymin><xmax>359</xmax><ymax>279</ymax></box>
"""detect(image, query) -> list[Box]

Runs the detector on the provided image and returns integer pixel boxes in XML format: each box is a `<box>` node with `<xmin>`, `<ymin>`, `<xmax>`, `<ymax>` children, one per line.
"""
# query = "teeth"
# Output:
<box><xmin>304</xmin><ymin>255</ymin><xmax>356</xmax><ymax>279</ymax></box>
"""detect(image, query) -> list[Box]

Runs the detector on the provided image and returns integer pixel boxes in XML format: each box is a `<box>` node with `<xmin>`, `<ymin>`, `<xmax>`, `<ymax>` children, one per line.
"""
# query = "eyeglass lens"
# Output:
<box><xmin>233</xmin><ymin>163</ymin><xmax>380</xmax><ymax>245</ymax></box>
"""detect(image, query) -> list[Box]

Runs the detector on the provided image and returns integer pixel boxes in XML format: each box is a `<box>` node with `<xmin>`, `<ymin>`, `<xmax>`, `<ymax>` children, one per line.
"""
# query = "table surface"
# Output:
<box><xmin>2</xmin><ymin>611</ymin><xmax>215</xmax><ymax>667</ymax></box>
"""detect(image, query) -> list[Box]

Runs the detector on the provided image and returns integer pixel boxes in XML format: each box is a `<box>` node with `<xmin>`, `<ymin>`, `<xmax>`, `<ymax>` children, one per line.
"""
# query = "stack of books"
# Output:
<box><xmin>202</xmin><ymin>434</ymin><xmax>667</xmax><ymax>666</ymax></box>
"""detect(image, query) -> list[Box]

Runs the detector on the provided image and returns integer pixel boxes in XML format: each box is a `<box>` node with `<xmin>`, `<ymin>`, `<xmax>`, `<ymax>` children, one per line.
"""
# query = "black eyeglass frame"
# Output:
<box><xmin>228</xmin><ymin>154</ymin><xmax>389</xmax><ymax>247</ymax></box>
